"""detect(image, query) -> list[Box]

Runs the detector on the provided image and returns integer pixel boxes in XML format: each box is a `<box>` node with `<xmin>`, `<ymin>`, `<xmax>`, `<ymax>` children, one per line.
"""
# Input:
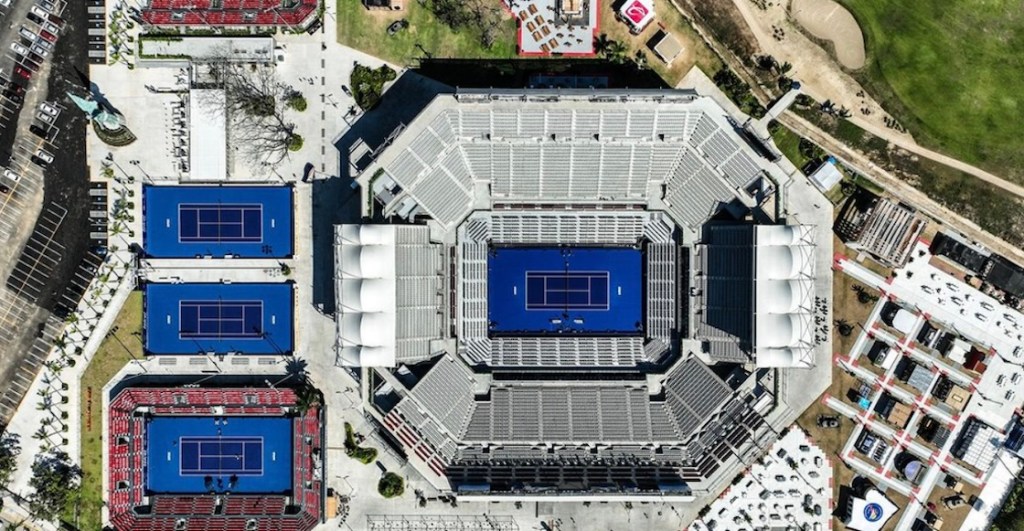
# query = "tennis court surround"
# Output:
<box><xmin>143</xmin><ymin>185</ymin><xmax>293</xmax><ymax>258</ymax></box>
<box><xmin>145</xmin><ymin>282</ymin><xmax>293</xmax><ymax>355</ymax></box>
<box><xmin>488</xmin><ymin>247</ymin><xmax>643</xmax><ymax>335</ymax></box>
<box><xmin>147</xmin><ymin>416</ymin><xmax>292</xmax><ymax>494</ymax></box>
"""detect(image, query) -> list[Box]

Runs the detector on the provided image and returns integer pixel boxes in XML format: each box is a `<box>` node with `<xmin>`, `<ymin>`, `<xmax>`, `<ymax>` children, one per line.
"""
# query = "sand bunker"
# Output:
<box><xmin>791</xmin><ymin>0</ymin><xmax>865</xmax><ymax>69</ymax></box>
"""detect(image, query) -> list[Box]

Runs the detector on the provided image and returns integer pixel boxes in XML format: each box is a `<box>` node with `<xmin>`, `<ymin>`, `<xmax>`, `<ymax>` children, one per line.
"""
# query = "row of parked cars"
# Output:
<box><xmin>9</xmin><ymin>3</ymin><xmax>63</xmax><ymax>81</ymax></box>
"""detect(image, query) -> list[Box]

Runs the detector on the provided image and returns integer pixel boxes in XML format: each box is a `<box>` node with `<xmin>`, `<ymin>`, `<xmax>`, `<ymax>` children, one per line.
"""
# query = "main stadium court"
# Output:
<box><xmin>333</xmin><ymin>88</ymin><xmax>835</xmax><ymax>502</ymax></box>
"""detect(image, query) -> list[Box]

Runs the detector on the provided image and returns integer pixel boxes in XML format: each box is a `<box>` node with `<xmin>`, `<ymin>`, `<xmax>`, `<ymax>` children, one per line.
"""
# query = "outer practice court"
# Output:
<box><xmin>487</xmin><ymin>247</ymin><xmax>643</xmax><ymax>334</ymax></box>
<box><xmin>144</xmin><ymin>282</ymin><xmax>294</xmax><ymax>354</ymax></box>
<box><xmin>143</xmin><ymin>185</ymin><xmax>293</xmax><ymax>258</ymax></box>
<box><xmin>147</xmin><ymin>416</ymin><xmax>292</xmax><ymax>494</ymax></box>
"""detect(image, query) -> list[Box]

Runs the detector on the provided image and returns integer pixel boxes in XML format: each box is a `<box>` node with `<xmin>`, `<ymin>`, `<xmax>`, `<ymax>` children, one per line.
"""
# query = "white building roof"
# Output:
<box><xmin>846</xmin><ymin>489</ymin><xmax>898</xmax><ymax>531</ymax></box>
<box><xmin>188</xmin><ymin>89</ymin><xmax>227</xmax><ymax>180</ymax></box>
<box><xmin>891</xmin><ymin>309</ymin><xmax>916</xmax><ymax>335</ymax></box>
<box><xmin>140</xmin><ymin>36</ymin><xmax>275</xmax><ymax>63</ymax></box>
<box><xmin>808</xmin><ymin>160</ymin><xmax>843</xmax><ymax>191</ymax></box>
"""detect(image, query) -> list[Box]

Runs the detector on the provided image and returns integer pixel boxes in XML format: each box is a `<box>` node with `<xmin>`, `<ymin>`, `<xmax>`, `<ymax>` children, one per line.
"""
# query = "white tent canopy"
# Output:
<box><xmin>845</xmin><ymin>489</ymin><xmax>898</xmax><ymax>531</ymax></box>
<box><xmin>753</xmin><ymin>224</ymin><xmax>817</xmax><ymax>368</ymax></box>
<box><xmin>337</xmin><ymin>226</ymin><xmax>398</xmax><ymax>367</ymax></box>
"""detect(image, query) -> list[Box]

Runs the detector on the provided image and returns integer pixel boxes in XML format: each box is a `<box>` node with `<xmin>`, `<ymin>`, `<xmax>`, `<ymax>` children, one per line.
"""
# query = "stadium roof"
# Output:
<box><xmin>336</xmin><ymin>225</ymin><xmax>443</xmax><ymax>367</ymax></box>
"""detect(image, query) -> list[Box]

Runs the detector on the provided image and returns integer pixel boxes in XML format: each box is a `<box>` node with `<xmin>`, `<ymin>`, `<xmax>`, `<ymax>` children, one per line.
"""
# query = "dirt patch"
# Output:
<box><xmin>790</xmin><ymin>0</ymin><xmax>864</xmax><ymax>69</ymax></box>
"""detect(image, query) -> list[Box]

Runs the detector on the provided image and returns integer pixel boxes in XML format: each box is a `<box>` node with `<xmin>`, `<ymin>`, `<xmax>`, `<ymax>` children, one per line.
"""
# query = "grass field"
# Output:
<box><xmin>335</xmin><ymin>0</ymin><xmax>517</xmax><ymax>65</ymax></box>
<box><xmin>839</xmin><ymin>0</ymin><xmax>1024</xmax><ymax>183</ymax></box>
<box><xmin>75</xmin><ymin>292</ymin><xmax>142</xmax><ymax>531</ymax></box>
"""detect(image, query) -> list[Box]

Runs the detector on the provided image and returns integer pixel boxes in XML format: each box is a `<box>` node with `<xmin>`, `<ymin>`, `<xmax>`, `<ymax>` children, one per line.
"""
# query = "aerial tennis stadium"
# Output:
<box><xmin>335</xmin><ymin>88</ymin><xmax>834</xmax><ymax>501</ymax></box>
<box><xmin>107</xmin><ymin>387</ymin><xmax>322</xmax><ymax>530</ymax></box>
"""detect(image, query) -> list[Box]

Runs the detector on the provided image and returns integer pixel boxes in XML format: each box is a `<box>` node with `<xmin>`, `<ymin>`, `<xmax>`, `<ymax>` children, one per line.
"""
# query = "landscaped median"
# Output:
<box><xmin>74</xmin><ymin>292</ymin><xmax>143</xmax><ymax>531</ymax></box>
<box><xmin>344</xmin><ymin>422</ymin><xmax>378</xmax><ymax>464</ymax></box>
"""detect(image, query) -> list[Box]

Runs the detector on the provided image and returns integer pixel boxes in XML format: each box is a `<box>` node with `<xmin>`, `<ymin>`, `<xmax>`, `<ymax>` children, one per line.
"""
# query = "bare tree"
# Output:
<box><xmin>195</xmin><ymin>60</ymin><xmax>304</xmax><ymax>173</ymax></box>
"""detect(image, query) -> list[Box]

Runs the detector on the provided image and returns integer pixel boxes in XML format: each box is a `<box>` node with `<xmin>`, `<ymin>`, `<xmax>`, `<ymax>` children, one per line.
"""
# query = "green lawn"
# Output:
<box><xmin>771</xmin><ymin>125</ymin><xmax>813</xmax><ymax>170</ymax></box>
<box><xmin>74</xmin><ymin>292</ymin><xmax>142</xmax><ymax>531</ymax></box>
<box><xmin>840</xmin><ymin>0</ymin><xmax>1024</xmax><ymax>183</ymax></box>
<box><xmin>335</xmin><ymin>0</ymin><xmax>517</xmax><ymax>65</ymax></box>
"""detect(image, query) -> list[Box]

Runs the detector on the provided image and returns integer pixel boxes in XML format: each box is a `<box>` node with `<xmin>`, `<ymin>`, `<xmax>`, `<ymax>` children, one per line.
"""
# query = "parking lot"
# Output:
<box><xmin>0</xmin><ymin>101</ymin><xmax>60</xmax><ymax>236</ymax></box>
<box><xmin>5</xmin><ymin>202</ymin><xmax>64</xmax><ymax>306</ymax></box>
<box><xmin>0</xmin><ymin>0</ymin><xmax>104</xmax><ymax>428</ymax></box>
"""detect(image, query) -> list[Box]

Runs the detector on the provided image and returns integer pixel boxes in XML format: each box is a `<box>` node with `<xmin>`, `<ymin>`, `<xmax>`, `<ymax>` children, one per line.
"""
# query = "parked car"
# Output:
<box><xmin>30</xmin><ymin>5</ymin><xmax>48</xmax><ymax>19</ymax></box>
<box><xmin>30</xmin><ymin>42</ymin><xmax>48</xmax><ymax>58</ymax></box>
<box><xmin>18</xmin><ymin>26</ymin><xmax>36</xmax><ymax>42</ymax></box>
<box><xmin>13</xmin><ymin>65</ymin><xmax>32</xmax><ymax>81</ymax></box>
<box><xmin>943</xmin><ymin>495</ymin><xmax>966</xmax><ymax>509</ymax></box>
<box><xmin>4</xmin><ymin>90</ymin><xmax>24</xmax><ymax>104</ymax></box>
<box><xmin>9</xmin><ymin>42</ymin><xmax>26</xmax><ymax>56</ymax></box>
<box><xmin>816</xmin><ymin>415</ymin><xmax>840</xmax><ymax>428</ymax></box>
<box><xmin>34</xmin><ymin>149</ymin><xmax>53</xmax><ymax>165</ymax></box>
<box><xmin>39</xmin><ymin>102</ymin><xmax>58</xmax><ymax>117</ymax></box>
<box><xmin>3</xmin><ymin>168</ymin><xmax>20</xmax><ymax>182</ymax></box>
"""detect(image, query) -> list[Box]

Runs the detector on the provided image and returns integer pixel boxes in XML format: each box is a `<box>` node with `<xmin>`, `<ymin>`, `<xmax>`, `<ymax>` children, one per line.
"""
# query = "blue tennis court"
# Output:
<box><xmin>179</xmin><ymin>203</ymin><xmax>263</xmax><ymax>243</ymax></box>
<box><xmin>180</xmin><ymin>436</ymin><xmax>263</xmax><ymax>476</ymax></box>
<box><xmin>145</xmin><ymin>283</ymin><xmax>293</xmax><ymax>355</ymax></box>
<box><xmin>488</xmin><ymin>247</ymin><xmax>643</xmax><ymax>334</ymax></box>
<box><xmin>179</xmin><ymin>300</ymin><xmax>264</xmax><ymax>339</ymax></box>
<box><xmin>143</xmin><ymin>185</ymin><xmax>293</xmax><ymax>258</ymax></box>
<box><xmin>147</xmin><ymin>416</ymin><xmax>292</xmax><ymax>494</ymax></box>
<box><xmin>526</xmin><ymin>271</ymin><xmax>609</xmax><ymax>310</ymax></box>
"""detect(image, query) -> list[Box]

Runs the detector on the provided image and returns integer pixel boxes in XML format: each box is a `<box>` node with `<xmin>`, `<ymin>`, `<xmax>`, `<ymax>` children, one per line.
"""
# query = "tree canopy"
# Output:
<box><xmin>0</xmin><ymin>433</ymin><xmax>21</xmax><ymax>488</ymax></box>
<box><xmin>378</xmin><ymin>472</ymin><xmax>404</xmax><ymax>498</ymax></box>
<box><xmin>198</xmin><ymin>61</ymin><xmax>303</xmax><ymax>173</ymax></box>
<box><xmin>28</xmin><ymin>451</ymin><xmax>81</xmax><ymax>522</ymax></box>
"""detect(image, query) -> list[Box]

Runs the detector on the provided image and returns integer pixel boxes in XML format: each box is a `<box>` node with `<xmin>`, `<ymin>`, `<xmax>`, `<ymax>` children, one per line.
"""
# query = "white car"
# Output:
<box><xmin>18</xmin><ymin>26</ymin><xmax>35</xmax><ymax>42</ymax></box>
<box><xmin>3</xmin><ymin>168</ymin><xmax>20</xmax><ymax>182</ymax></box>
<box><xmin>39</xmin><ymin>102</ymin><xmax>58</xmax><ymax>117</ymax></box>
<box><xmin>30</xmin><ymin>5</ymin><xmax>48</xmax><ymax>18</ymax></box>
<box><xmin>35</xmin><ymin>150</ymin><xmax>53</xmax><ymax>165</ymax></box>
<box><xmin>30</xmin><ymin>42</ymin><xmax>48</xmax><ymax>58</ymax></box>
<box><xmin>0</xmin><ymin>0</ymin><xmax>11</xmax><ymax>8</ymax></box>
<box><xmin>36</xmin><ymin>111</ymin><xmax>54</xmax><ymax>124</ymax></box>
<box><xmin>9</xmin><ymin>42</ymin><xmax>26</xmax><ymax>56</ymax></box>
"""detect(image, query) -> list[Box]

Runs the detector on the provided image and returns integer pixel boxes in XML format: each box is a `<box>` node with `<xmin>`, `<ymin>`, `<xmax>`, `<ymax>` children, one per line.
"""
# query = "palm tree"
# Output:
<box><xmin>594</xmin><ymin>33</ymin><xmax>627</xmax><ymax>64</ymax></box>
<box><xmin>293</xmin><ymin>383</ymin><xmax>321</xmax><ymax>415</ymax></box>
